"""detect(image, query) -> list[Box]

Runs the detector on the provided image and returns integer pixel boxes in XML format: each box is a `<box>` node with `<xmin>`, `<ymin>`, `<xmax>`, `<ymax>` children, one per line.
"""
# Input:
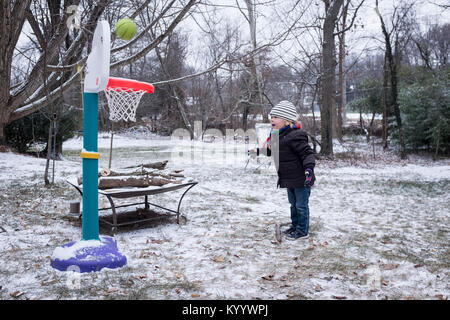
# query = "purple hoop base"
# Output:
<box><xmin>51</xmin><ymin>236</ymin><xmax>127</xmax><ymax>273</ymax></box>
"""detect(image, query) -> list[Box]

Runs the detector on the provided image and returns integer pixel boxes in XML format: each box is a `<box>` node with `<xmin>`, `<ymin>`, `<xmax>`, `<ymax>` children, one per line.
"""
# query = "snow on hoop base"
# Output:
<box><xmin>51</xmin><ymin>236</ymin><xmax>127</xmax><ymax>273</ymax></box>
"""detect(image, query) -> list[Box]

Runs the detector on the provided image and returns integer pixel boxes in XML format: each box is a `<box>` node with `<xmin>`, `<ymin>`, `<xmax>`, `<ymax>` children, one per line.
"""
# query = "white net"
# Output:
<box><xmin>104</xmin><ymin>88</ymin><xmax>146</xmax><ymax>122</ymax></box>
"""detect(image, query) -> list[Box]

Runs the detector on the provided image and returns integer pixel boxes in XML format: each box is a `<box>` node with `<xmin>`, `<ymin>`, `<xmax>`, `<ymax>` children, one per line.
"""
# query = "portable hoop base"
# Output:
<box><xmin>51</xmin><ymin>236</ymin><xmax>127</xmax><ymax>273</ymax></box>
<box><xmin>51</xmin><ymin>21</ymin><xmax>129</xmax><ymax>273</ymax></box>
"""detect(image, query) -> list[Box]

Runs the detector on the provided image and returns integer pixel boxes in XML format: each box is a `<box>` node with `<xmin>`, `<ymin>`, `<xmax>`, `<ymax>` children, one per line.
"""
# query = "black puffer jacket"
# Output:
<box><xmin>267</xmin><ymin>128</ymin><xmax>316</xmax><ymax>188</ymax></box>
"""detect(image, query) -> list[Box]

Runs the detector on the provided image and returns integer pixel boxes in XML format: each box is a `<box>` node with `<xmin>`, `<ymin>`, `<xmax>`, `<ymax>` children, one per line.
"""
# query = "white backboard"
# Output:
<box><xmin>84</xmin><ymin>20</ymin><xmax>110</xmax><ymax>93</ymax></box>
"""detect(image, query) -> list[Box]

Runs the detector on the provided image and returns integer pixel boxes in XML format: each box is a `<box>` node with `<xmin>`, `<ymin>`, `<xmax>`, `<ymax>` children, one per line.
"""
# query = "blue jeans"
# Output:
<box><xmin>287</xmin><ymin>187</ymin><xmax>311</xmax><ymax>235</ymax></box>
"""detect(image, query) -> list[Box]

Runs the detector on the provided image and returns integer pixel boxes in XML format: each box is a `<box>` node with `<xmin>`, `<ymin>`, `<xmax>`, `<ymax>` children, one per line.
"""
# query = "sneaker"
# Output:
<box><xmin>282</xmin><ymin>226</ymin><xmax>296</xmax><ymax>235</ymax></box>
<box><xmin>286</xmin><ymin>230</ymin><xmax>309</xmax><ymax>240</ymax></box>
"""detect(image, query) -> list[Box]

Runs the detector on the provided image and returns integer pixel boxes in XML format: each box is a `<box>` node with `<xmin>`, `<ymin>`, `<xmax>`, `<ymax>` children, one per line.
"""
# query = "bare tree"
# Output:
<box><xmin>336</xmin><ymin>1</ymin><xmax>350</xmax><ymax>142</ymax></box>
<box><xmin>320</xmin><ymin>0</ymin><xmax>344</xmax><ymax>157</ymax></box>
<box><xmin>0</xmin><ymin>0</ymin><xmax>197</xmax><ymax>145</ymax></box>
<box><xmin>236</xmin><ymin>0</ymin><xmax>267</xmax><ymax>131</ymax></box>
<box><xmin>375</xmin><ymin>0</ymin><xmax>415</xmax><ymax>159</ymax></box>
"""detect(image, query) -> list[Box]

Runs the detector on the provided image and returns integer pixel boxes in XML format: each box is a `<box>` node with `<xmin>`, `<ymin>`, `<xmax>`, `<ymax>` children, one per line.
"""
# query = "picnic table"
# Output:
<box><xmin>67</xmin><ymin>179</ymin><xmax>198</xmax><ymax>234</ymax></box>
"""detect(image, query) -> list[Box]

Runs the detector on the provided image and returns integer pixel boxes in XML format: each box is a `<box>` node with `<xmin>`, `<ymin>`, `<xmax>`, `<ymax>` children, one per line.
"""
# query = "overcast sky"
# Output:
<box><xmin>15</xmin><ymin>0</ymin><xmax>450</xmax><ymax>71</ymax></box>
<box><xmin>183</xmin><ymin>0</ymin><xmax>450</xmax><ymax>65</ymax></box>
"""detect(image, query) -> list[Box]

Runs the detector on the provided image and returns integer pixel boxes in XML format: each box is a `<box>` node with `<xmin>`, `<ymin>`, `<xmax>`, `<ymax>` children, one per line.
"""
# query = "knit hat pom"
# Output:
<box><xmin>269</xmin><ymin>100</ymin><xmax>298</xmax><ymax>123</ymax></box>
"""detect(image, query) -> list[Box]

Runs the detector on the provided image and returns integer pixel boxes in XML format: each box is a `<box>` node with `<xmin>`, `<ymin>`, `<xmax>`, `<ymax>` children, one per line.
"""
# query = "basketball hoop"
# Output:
<box><xmin>104</xmin><ymin>77</ymin><xmax>155</xmax><ymax>122</ymax></box>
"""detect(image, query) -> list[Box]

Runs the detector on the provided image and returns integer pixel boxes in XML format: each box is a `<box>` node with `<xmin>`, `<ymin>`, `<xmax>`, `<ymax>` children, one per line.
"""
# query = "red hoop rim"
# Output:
<box><xmin>106</xmin><ymin>77</ymin><xmax>154</xmax><ymax>94</ymax></box>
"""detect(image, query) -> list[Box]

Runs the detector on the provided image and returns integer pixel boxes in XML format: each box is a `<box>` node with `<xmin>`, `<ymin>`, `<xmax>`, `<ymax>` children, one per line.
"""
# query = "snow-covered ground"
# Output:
<box><xmin>0</xmin><ymin>133</ymin><xmax>449</xmax><ymax>300</ymax></box>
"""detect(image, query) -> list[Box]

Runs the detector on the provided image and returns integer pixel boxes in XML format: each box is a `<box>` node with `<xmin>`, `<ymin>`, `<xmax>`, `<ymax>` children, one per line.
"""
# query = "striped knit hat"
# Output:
<box><xmin>269</xmin><ymin>100</ymin><xmax>298</xmax><ymax>123</ymax></box>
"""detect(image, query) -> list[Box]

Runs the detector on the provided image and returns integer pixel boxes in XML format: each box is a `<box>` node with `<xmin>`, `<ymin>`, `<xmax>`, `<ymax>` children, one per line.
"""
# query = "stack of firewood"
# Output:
<box><xmin>77</xmin><ymin>160</ymin><xmax>186</xmax><ymax>190</ymax></box>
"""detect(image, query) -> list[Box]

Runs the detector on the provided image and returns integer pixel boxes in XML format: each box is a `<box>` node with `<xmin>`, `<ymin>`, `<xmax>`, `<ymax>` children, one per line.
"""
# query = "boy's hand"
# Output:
<box><xmin>304</xmin><ymin>168</ymin><xmax>313</xmax><ymax>187</ymax></box>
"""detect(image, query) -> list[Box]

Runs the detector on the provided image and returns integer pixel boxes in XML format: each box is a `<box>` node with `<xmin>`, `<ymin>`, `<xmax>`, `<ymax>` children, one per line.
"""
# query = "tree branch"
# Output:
<box><xmin>110</xmin><ymin>0</ymin><xmax>176</xmax><ymax>54</ymax></box>
<box><xmin>110</xmin><ymin>0</ymin><xmax>197</xmax><ymax>70</ymax></box>
<box><xmin>26</xmin><ymin>9</ymin><xmax>46</xmax><ymax>51</ymax></box>
<box><xmin>8</xmin><ymin>0</ymin><xmax>82</xmax><ymax>113</ymax></box>
<box><xmin>333</xmin><ymin>0</ymin><xmax>364</xmax><ymax>36</ymax></box>
<box><xmin>9</xmin><ymin>71</ymin><xmax>81</xmax><ymax>122</ymax></box>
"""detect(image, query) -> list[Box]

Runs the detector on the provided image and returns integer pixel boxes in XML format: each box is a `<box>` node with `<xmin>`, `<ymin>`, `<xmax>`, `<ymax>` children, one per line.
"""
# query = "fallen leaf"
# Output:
<box><xmin>104</xmin><ymin>288</ymin><xmax>119</xmax><ymax>295</ymax></box>
<box><xmin>315</xmin><ymin>285</ymin><xmax>323</xmax><ymax>292</ymax></box>
<box><xmin>381</xmin><ymin>263</ymin><xmax>399</xmax><ymax>270</ymax></box>
<box><xmin>10</xmin><ymin>291</ymin><xmax>25</xmax><ymax>298</ymax></box>
<box><xmin>191</xmin><ymin>294</ymin><xmax>201</xmax><ymax>298</ymax></box>
<box><xmin>213</xmin><ymin>256</ymin><xmax>225</xmax><ymax>262</ymax></box>
<box><xmin>138</xmin><ymin>274</ymin><xmax>147</xmax><ymax>279</ymax></box>
<box><xmin>381</xmin><ymin>280</ymin><xmax>388</xmax><ymax>286</ymax></box>
<box><xmin>152</xmin><ymin>239</ymin><xmax>163</xmax><ymax>244</ymax></box>
<box><xmin>262</xmin><ymin>274</ymin><xmax>275</xmax><ymax>281</ymax></box>
<box><xmin>435</xmin><ymin>294</ymin><xmax>447</xmax><ymax>300</ymax></box>
<box><xmin>414</xmin><ymin>264</ymin><xmax>424</xmax><ymax>268</ymax></box>
<box><xmin>40</xmin><ymin>279</ymin><xmax>57</xmax><ymax>286</ymax></box>
<box><xmin>332</xmin><ymin>295</ymin><xmax>347</xmax><ymax>300</ymax></box>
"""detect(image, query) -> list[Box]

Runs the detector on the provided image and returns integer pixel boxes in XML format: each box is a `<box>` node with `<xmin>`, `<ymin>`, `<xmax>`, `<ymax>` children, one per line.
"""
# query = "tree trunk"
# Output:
<box><xmin>310</xmin><ymin>84</ymin><xmax>319</xmax><ymax>153</ymax></box>
<box><xmin>391</xmin><ymin>37</ymin><xmax>406</xmax><ymax>159</ymax></box>
<box><xmin>376</xmin><ymin>0</ymin><xmax>407</xmax><ymax>159</ymax></box>
<box><xmin>320</xmin><ymin>0</ymin><xmax>343</xmax><ymax>157</ymax></box>
<box><xmin>0</xmin><ymin>121</ymin><xmax>5</xmax><ymax>146</ymax></box>
<box><xmin>44</xmin><ymin>119</ymin><xmax>52</xmax><ymax>185</ymax></box>
<box><xmin>337</xmin><ymin>1</ymin><xmax>349</xmax><ymax>142</ymax></box>
<box><xmin>382</xmin><ymin>54</ymin><xmax>389</xmax><ymax>149</ymax></box>
<box><xmin>154</xmin><ymin>46</ymin><xmax>194</xmax><ymax>139</ymax></box>
<box><xmin>244</xmin><ymin>0</ymin><xmax>265</xmax><ymax>125</ymax></box>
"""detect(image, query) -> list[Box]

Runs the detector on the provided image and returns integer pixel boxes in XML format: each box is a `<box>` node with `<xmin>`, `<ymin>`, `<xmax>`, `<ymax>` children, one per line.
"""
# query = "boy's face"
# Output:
<box><xmin>270</xmin><ymin>116</ymin><xmax>288</xmax><ymax>130</ymax></box>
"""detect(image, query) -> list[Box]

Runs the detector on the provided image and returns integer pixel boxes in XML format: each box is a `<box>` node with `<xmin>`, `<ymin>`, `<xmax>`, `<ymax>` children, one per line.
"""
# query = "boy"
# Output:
<box><xmin>249</xmin><ymin>101</ymin><xmax>316</xmax><ymax>240</ymax></box>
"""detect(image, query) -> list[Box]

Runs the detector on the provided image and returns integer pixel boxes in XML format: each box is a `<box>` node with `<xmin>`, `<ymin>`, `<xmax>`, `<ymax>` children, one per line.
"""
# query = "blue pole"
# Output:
<box><xmin>82</xmin><ymin>92</ymin><xmax>100</xmax><ymax>241</ymax></box>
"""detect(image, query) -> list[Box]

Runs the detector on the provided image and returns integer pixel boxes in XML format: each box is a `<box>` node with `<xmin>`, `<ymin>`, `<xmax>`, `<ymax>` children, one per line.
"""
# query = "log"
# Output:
<box><xmin>98</xmin><ymin>175</ymin><xmax>181</xmax><ymax>190</ymax></box>
<box><xmin>76</xmin><ymin>162</ymin><xmax>186</xmax><ymax>186</ymax></box>
<box><xmin>123</xmin><ymin>160</ymin><xmax>168</xmax><ymax>170</ymax></box>
<box><xmin>98</xmin><ymin>168</ymin><xmax>174</xmax><ymax>179</ymax></box>
<box><xmin>99</xmin><ymin>176</ymin><xmax>150</xmax><ymax>189</ymax></box>
<box><xmin>169</xmin><ymin>172</ymin><xmax>185</xmax><ymax>178</ymax></box>
<box><xmin>100</xmin><ymin>168</ymin><xmax>111</xmax><ymax>177</ymax></box>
